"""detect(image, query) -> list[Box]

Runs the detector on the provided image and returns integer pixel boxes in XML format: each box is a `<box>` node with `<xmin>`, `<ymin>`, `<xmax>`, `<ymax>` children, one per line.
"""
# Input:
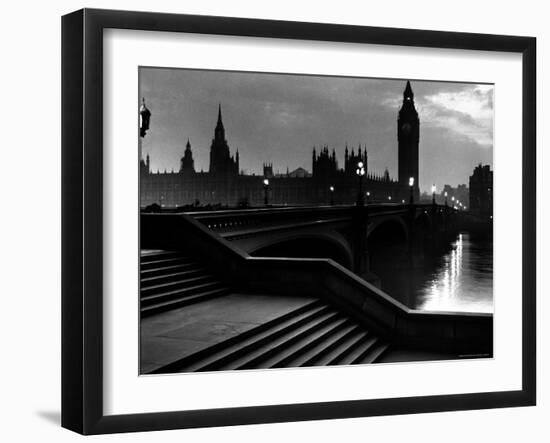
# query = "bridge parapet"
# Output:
<box><xmin>189</xmin><ymin>205</ymin><xmax>353</xmax><ymax>233</ymax></box>
<box><xmin>186</xmin><ymin>203</ymin><xmax>441</xmax><ymax>235</ymax></box>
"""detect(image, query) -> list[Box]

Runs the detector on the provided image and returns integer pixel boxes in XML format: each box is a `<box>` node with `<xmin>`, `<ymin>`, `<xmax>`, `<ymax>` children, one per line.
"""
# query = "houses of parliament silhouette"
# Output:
<box><xmin>140</xmin><ymin>81</ymin><xmax>420</xmax><ymax>208</ymax></box>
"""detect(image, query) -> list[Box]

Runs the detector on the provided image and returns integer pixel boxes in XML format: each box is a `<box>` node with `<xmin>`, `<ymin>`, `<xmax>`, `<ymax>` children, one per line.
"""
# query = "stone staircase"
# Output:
<box><xmin>140</xmin><ymin>250</ymin><xmax>230</xmax><ymax>317</ymax></box>
<box><xmin>149</xmin><ymin>299</ymin><xmax>390</xmax><ymax>374</ymax></box>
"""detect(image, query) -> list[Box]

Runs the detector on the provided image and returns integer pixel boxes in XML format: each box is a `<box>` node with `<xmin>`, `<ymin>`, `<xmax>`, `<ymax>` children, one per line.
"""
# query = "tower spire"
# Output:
<box><xmin>404</xmin><ymin>80</ymin><xmax>414</xmax><ymax>101</ymax></box>
<box><xmin>214</xmin><ymin>103</ymin><xmax>226</xmax><ymax>142</ymax></box>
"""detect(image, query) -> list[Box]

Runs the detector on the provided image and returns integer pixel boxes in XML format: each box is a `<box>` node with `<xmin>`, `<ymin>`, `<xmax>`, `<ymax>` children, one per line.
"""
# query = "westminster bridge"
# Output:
<box><xmin>140</xmin><ymin>203</ymin><xmax>492</xmax><ymax>368</ymax></box>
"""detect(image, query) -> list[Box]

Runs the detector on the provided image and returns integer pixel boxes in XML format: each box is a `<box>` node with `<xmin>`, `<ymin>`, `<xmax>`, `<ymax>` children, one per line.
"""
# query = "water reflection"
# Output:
<box><xmin>370</xmin><ymin>232</ymin><xmax>493</xmax><ymax>314</ymax></box>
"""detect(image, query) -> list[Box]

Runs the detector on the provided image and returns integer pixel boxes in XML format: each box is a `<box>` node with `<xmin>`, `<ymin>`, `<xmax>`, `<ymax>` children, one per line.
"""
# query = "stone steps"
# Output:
<box><xmin>140</xmin><ymin>250</ymin><xmax>230</xmax><ymax>317</ymax></box>
<box><xmin>149</xmin><ymin>298</ymin><xmax>390</xmax><ymax>373</ymax></box>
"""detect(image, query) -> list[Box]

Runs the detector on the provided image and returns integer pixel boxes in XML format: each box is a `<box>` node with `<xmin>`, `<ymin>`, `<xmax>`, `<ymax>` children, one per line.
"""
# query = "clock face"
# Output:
<box><xmin>401</xmin><ymin>122</ymin><xmax>412</xmax><ymax>135</ymax></box>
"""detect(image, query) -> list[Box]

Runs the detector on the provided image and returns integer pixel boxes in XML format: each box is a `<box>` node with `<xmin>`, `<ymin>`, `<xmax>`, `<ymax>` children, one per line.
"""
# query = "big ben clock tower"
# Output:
<box><xmin>398</xmin><ymin>81</ymin><xmax>420</xmax><ymax>200</ymax></box>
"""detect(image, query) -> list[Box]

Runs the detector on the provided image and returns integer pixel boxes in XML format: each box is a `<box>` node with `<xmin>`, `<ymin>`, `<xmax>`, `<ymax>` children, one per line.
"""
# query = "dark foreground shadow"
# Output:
<box><xmin>36</xmin><ymin>410</ymin><xmax>61</xmax><ymax>426</ymax></box>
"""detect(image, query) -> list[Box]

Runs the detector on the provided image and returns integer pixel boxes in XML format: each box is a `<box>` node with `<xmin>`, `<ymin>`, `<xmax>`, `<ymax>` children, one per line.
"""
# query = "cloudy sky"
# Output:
<box><xmin>140</xmin><ymin>68</ymin><xmax>493</xmax><ymax>193</ymax></box>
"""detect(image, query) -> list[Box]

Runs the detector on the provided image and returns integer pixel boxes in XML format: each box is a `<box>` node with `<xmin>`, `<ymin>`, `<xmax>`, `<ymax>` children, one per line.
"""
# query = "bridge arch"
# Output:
<box><xmin>249</xmin><ymin>231</ymin><xmax>353</xmax><ymax>269</ymax></box>
<box><xmin>367</xmin><ymin>216</ymin><xmax>409</xmax><ymax>246</ymax></box>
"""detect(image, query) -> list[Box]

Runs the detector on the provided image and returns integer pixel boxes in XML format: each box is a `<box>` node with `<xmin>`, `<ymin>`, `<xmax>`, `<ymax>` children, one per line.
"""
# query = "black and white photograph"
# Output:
<box><xmin>138</xmin><ymin>68</ymin><xmax>494</xmax><ymax>375</ymax></box>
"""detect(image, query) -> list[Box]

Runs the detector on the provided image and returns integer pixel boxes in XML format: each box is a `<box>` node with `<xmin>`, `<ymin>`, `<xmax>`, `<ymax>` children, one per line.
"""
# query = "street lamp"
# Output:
<box><xmin>263</xmin><ymin>178</ymin><xmax>270</xmax><ymax>206</ymax></box>
<box><xmin>329</xmin><ymin>185</ymin><xmax>335</xmax><ymax>206</ymax></box>
<box><xmin>444</xmin><ymin>191</ymin><xmax>448</xmax><ymax>207</ymax></box>
<box><xmin>409</xmin><ymin>176</ymin><xmax>415</xmax><ymax>204</ymax></box>
<box><xmin>431</xmin><ymin>184</ymin><xmax>436</xmax><ymax>205</ymax></box>
<box><xmin>139</xmin><ymin>98</ymin><xmax>151</xmax><ymax>138</ymax></box>
<box><xmin>356</xmin><ymin>161</ymin><xmax>366</xmax><ymax>206</ymax></box>
<box><xmin>388</xmin><ymin>195</ymin><xmax>392</xmax><ymax>202</ymax></box>
<box><xmin>366</xmin><ymin>191</ymin><xmax>370</xmax><ymax>204</ymax></box>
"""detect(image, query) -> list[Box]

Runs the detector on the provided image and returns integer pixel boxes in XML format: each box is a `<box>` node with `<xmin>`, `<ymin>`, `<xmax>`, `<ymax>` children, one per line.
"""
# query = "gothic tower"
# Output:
<box><xmin>397</xmin><ymin>81</ymin><xmax>420</xmax><ymax>197</ymax></box>
<box><xmin>209</xmin><ymin>104</ymin><xmax>238</xmax><ymax>175</ymax></box>
<box><xmin>180</xmin><ymin>139</ymin><xmax>195</xmax><ymax>174</ymax></box>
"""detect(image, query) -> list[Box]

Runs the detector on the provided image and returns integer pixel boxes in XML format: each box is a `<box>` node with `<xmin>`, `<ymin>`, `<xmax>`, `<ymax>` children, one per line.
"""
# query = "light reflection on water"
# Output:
<box><xmin>371</xmin><ymin>232</ymin><xmax>493</xmax><ymax>314</ymax></box>
<box><xmin>417</xmin><ymin>233</ymin><xmax>493</xmax><ymax>313</ymax></box>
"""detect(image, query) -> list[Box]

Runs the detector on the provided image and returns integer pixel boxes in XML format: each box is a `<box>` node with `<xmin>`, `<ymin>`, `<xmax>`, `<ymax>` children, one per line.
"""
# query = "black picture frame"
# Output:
<box><xmin>61</xmin><ymin>8</ymin><xmax>536</xmax><ymax>435</ymax></box>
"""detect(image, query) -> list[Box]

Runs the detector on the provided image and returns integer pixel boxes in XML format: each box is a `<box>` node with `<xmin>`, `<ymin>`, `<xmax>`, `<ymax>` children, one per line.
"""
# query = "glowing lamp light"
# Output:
<box><xmin>263</xmin><ymin>179</ymin><xmax>269</xmax><ymax>186</ymax></box>
<box><xmin>388</xmin><ymin>196</ymin><xmax>392</xmax><ymax>201</ymax></box>
<box><xmin>431</xmin><ymin>184</ymin><xmax>436</xmax><ymax>194</ymax></box>
<box><xmin>329</xmin><ymin>186</ymin><xmax>334</xmax><ymax>192</ymax></box>
<box><xmin>356</xmin><ymin>160</ymin><xmax>365</xmax><ymax>176</ymax></box>
<box><xmin>409</xmin><ymin>177</ymin><xmax>414</xmax><ymax>187</ymax></box>
<box><xmin>444</xmin><ymin>191</ymin><xmax>448</xmax><ymax>197</ymax></box>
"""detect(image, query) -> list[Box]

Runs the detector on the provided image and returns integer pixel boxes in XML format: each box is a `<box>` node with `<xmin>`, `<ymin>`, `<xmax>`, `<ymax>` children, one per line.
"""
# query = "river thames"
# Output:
<box><xmin>371</xmin><ymin>231</ymin><xmax>493</xmax><ymax>314</ymax></box>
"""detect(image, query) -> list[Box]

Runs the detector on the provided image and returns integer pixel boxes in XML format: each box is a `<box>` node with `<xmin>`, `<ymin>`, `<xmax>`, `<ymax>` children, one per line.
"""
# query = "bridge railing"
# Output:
<box><xmin>185</xmin><ymin>203</ymin><xmax>437</xmax><ymax>234</ymax></box>
<box><xmin>141</xmin><ymin>212</ymin><xmax>492</xmax><ymax>354</ymax></box>
<box><xmin>187</xmin><ymin>205</ymin><xmax>353</xmax><ymax>232</ymax></box>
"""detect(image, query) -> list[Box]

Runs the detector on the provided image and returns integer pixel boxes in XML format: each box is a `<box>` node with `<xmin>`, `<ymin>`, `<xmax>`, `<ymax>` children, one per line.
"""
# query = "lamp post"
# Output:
<box><xmin>409</xmin><ymin>176</ymin><xmax>415</xmax><ymax>204</ymax></box>
<box><xmin>366</xmin><ymin>191</ymin><xmax>370</xmax><ymax>204</ymax></box>
<box><xmin>263</xmin><ymin>178</ymin><xmax>270</xmax><ymax>206</ymax></box>
<box><xmin>139</xmin><ymin>98</ymin><xmax>151</xmax><ymax>138</ymax></box>
<box><xmin>329</xmin><ymin>186</ymin><xmax>335</xmax><ymax>206</ymax></box>
<box><xmin>431</xmin><ymin>184</ymin><xmax>436</xmax><ymax>205</ymax></box>
<box><xmin>444</xmin><ymin>191</ymin><xmax>448</xmax><ymax>207</ymax></box>
<box><xmin>356</xmin><ymin>162</ymin><xmax>365</xmax><ymax>206</ymax></box>
<box><xmin>353</xmin><ymin>164</ymin><xmax>368</xmax><ymax>275</ymax></box>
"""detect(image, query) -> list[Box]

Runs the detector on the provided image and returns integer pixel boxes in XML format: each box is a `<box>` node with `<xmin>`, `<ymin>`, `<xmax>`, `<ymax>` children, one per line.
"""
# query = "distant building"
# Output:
<box><xmin>275</xmin><ymin>167</ymin><xmax>311</xmax><ymax>178</ymax></box>
<box><xmin>263</xmin><ymin>163</ymin><xmax>274</xmax><ymax>178</ymax></box>
<box><xmin>140</xmin><ymin>82</ymin><xmax>421</xmax><ymax>208</ymax></box>
<box><xmin>469</xmin><ymin>164</ymin><xmax>493</xmax><ymax>215</ymax></box>
<box><xmin>437</xmin><ymin>184</ymin><xmax>469</xmax><ymax>207</ymax></box>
